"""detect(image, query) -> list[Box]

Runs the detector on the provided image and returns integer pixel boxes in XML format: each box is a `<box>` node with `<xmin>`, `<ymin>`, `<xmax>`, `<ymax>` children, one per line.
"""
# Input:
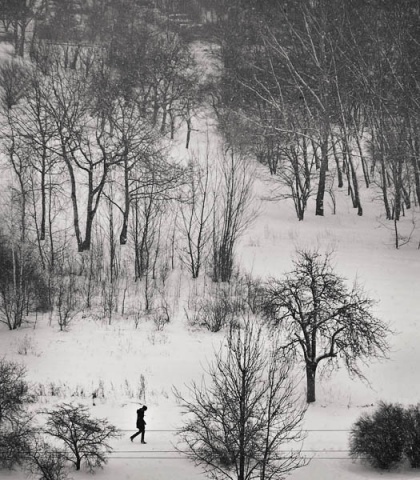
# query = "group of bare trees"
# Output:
<box><xmin>203</xmin><ymin>0</ymin><xmax>420</xmax><ymax>227</ymax></box>
<box><xmin>0</xmin><ymin>4</ymin><xmax>396</xmax><ymax>480</ymax></box>
<box><xmin>0</xmin><ymin>359</ymin><xmax>119</xmax><ymax>478</ymax></box>
<box><xmin>175</xmin><ymin>247</ymin><xmax>390</xmax><ymax>479</ymax></box>
<box><xmin>0</xmin><ymin>0</ymin><xmax>258</xmax><ymax>329</ymax></box>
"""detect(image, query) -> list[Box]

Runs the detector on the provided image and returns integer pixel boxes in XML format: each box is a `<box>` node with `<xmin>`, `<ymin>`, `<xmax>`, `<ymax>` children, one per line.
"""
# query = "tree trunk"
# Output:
<box><xmin>18</xmin><ymin>22</ymin><xmax>26</xmax><ymax>58</ymax></box>
<box><xmin>347</xmin><ymin>150</ymin><xmax>363</xmax><ymax>216</ymax></box>
<box><xmin>394</xmin><ymin>155</ymin><xmax>403</xmax><ymax>221</ymax></box>
<box><xmin>120</xmin><ymin>155</ymin><xmax>130</xmax><ymax>245</ymax></box>
<box><xmin>315</xmin><ymin>132</ymin><xmax>328</xmax><ymax>216</ymax></box>
<box><xmin>412</xmin><ymin>154</ymin><xmax>420</xmax><ymax>207</ymax></box>
<box><xmin>13</xmin><ymin>20</ymin><xmax>19</xmax><ymax>55</ymax></box>
<box><xmin>40</xmin><ymin>167</ymin><xmax>46</xmax><ymax>240</ymax></box>
<box><xmin>239</xmin><ymin>368</ymin><xmax>246</xmax><ymax>480</ymax></box>
<box><xmin>186</xmin><ymin>117</ymin><xmax>192</xmax><ymax>149</ymax></box>
<box><xmin>380</xmin><ymin>156</ymin><xmax>391</xmax><ymax>220</ymax></box>
<box><xmin>331</xmin><ymin>135</ymin><xmax>343</xmax><ymax>188</ymax></box>
<box><xmin>355</xmin><ymin>132</ymin><xmax>370</xmax><ymax>188</ymax></box>
<box><xmin>64</xmin><ymin>156</ymin><xmax>83</xmax><ymax>251</ymax></box>
<box><xmin>81</xmin><ymin>205</ymin><xmax>94</xmax><ymax>252</ymax></box>
<box><xmin>306</xmin><ymin>364</ymin><xmax>317</xmax><ymax>403</ymax></box>
<box><xmin>48</xmin><ymin>176</ymin><xmax>55</xmax><ymax>271</ymax></box>
<box><xmin>409</xmin><ymin>129</ymin><xmax>420</xmax><ymax>206</ymax></box>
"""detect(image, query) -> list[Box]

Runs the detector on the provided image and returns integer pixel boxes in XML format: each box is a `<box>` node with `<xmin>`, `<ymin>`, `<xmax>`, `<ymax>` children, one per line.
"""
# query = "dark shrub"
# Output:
<box><xmin>0</xmin><ymin>239</ymin><xmax>51</xmax><ymax>329</ymax></box>
<box><xmin>0</xmin><ymin>359</ymin><xmax>35</xmax><ymax>469</ymax></box>
<box><xmin>0</xmin><ymin>417</ymin><xmax>35</xmax><ymax>469</ymax></box>
<box><xmin>44</xmin><ymin>403</ymin><xmax>119</xmax><ymax>471</ymax></box>
<box><xmin>349</xmin><ymin>402</ymin><xmax>406</xmax><ymax>470</ymax></box>
<box><xmin>404</xmin><ymin>404</ymin><xmax>420</xmax><ymax>468</ymax></box>
<box><xmin>0</xmin><ymin>359</ymin><xmax>34</xmax><ymax>424</ymax></box>
<box><xmin>26</xmin><ymin>439</ymin><xmax>69</xmax><ymax>480</ymax></box>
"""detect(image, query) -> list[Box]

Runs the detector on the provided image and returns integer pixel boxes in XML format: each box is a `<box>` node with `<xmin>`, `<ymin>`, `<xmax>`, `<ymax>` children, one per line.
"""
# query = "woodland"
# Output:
<box><xmin>0</xmin><ymin>1</ymin><xmax>419</xmax><ymax>479</ymax></box>
<box><xmin>0</xmin><ymin>0</ymin><xmax>418</xmax><ymax>332</ymax></box>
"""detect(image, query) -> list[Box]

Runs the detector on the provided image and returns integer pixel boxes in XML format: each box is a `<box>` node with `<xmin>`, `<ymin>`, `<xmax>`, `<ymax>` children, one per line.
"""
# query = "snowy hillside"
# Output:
<box><xmin>1</xmin><ymin>90</ymin><xmax>420</xmax><ymax>480</ymax></box>
<box><xmin>0</xmin><ymin>8</ymin><xmax>420</xmax><ymax>476</ymax></box>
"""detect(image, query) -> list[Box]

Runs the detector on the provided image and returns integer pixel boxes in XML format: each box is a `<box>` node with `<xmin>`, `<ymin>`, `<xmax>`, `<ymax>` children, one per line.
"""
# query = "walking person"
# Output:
<box><xmin>130</xmin><ymin>405</ymin><xmax>147</xmax><ymax>443</ymax></box>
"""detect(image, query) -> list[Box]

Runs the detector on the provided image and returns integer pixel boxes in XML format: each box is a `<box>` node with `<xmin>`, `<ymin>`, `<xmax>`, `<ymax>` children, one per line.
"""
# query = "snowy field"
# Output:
<box><xmin>1</xmin><ymin>42</ymin><xmax>420</xmax><ymax>480</ymax></box>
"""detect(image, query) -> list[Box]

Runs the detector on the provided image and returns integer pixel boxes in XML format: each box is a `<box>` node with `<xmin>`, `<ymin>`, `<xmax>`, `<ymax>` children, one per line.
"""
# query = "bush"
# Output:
<box><xmin>0</xmin><ymin>416</ymin><xmax>35</xmax><ymax>469</ymax></box>
<box><xmin>151</xmin><ymin>305</ymin><xmax>170</xmax><ymax>331</ymax></box>
<box><xmin>199</xmin><ymin>289</ymin><xmax>244</xmax><ymax>332</ymax></box>
<box><xmin>0</xmin><ymin>239</ymin><xmax>50</xmax><ymax>329</ymax></box>
<box><xmin>404</xmin><ymin>405</ymin><xmax>420</xmax><ymax>468</ymax></box>
<box><xmin>44</xmin><ymin>403</ymin><xmax>119</xmax><ymax>471</ymax></box>
<box><xmin>349</xmin><ymin>402</ymin><xmax>406</xmax><ymax>469</ymax></box>
<box><xmin>200</xmin><ymin>295</ymin><xmax>231</xmax><ymax>332</ymax></box>
<box><xmin>26</xmin><ymin>438</ymin><xmax>69</xmax><ymax>480</ymax></box>
<box><xmin>0</xmin><ymin>359</ymin><xmax>36</xmax><ymax>469</ymax></box>
<box><xmin>0</xmin><ymin>359</ymin><xmax>34</xmax><ymax>425</ymax></box>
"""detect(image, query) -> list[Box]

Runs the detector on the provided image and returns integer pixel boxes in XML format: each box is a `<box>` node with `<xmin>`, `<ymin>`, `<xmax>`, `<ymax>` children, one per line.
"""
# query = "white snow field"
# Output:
<box><xmin>1</xmin><ymin>42</ymin><xmax>420</xmax><ymax>480</ymax></box>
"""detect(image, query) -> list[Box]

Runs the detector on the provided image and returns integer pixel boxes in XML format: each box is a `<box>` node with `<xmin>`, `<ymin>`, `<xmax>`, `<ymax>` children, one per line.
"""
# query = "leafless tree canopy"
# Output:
<box><xmin>262</xmin><ymin>249</ymin><xmax>391</xmax><ymax>403</ymax></box>
<box><xmin>0</xmin><ymin>359</ymin><xmax>34</xmax><ymax>425</ymax></box>
<box><xmin>43</xmin><ymin>403</ymin><xmax>119</xmax><ymax>471</ymax></box>
<box><xmin>174</xmin><ymin>320</ymin><xmax>308</xmax><ymax>480</ymax></box>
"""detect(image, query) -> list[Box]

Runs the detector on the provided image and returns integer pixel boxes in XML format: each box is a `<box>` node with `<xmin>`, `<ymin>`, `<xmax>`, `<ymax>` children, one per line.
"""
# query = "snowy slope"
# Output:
<box><xmin>1</xmin><ymin>42</ymin><xmax>420</xmax><ymax>480</ymax></box>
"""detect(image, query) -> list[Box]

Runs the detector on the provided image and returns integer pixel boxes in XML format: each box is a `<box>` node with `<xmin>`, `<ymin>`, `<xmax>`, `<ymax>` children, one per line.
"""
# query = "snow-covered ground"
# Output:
<box><xmin>1</xmin><ymin>42</ymin><xmax>420</xmax><ymax>480</ymax></box>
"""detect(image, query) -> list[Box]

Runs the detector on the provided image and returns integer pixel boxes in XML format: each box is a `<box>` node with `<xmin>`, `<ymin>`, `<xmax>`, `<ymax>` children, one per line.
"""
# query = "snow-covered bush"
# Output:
<box><xmin>0</xmin><ymin>359</ymin><xmax>37</xmax><ymax>469</ymax></box>
<box><xmin>151</xmin><ymin>305</ymin><xmax>170</xmax><ymax>331</ymax></box>
<box><xmin>186</xmin><ymin>284</ymin><xmax>244</xmax><ymax>332</ymax></box>
<box><xmin>200</xmin><ymin>290</ymin><xmax>244</xmax><ymax>332</ymax></box>
<box><xmin>200</xmin><ymin>294</ymin><xmax>232</xmax><ymax>332</ymax></box>
<box><xmin>0</xmin><ymin>359</ymin><xmax>34</xmax><ymax>424</ymax></box>
<box><xmin>54</xmin><ymin>272</ymin><xmax>82</xmax><ymax>331</ymax></box>
<box><xmin>25</xmin><ymin>438</ymin><xmax>69</xmax><ymax>480</ymax></box>
<box><xmin>237</xmin><ymin>273</ymin><xmax>264</xmax><ymax>315</ymax></box>
<box><xmin>0</xmin><ymin>238</ymin><xmax>50</xmax><ymax>330</ymax></box>
<box><xmin>0</xmin><ymin>415</ymin><xmax>35</xmax><ymax>469</ymax></box>
<box><xmin>16</xmin><ymin>334</ymin><xmax>38</xmax><ymax>356</ymax></box>
<box><xmin>43</xmin><ymin>403</ymin><xmax>119</xmax><ymax>472</ymax></box>
<box><xmin>349</xmin><ymin>402</ymin><xmax>406</xmax><ymax>469</ymax></box>
<box><xmin>404</xmin><ymin>404</ymin><xmax>420</xmax><ymax>468</ymax></box>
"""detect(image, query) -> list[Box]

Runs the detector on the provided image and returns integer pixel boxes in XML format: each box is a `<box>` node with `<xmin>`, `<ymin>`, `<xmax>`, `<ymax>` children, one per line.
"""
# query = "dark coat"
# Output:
<box><xmin>136</xmin><ymin>407</ymin><xmax>146</xmax><ymax>429</ymax></box>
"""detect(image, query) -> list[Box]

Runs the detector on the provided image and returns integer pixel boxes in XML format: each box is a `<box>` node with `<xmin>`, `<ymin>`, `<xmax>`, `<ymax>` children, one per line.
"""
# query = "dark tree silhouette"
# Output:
<box><xmin>0</xmin><ymin>359</ymin><xmax>35</xmax><ymax>470</ymax></box>
<box><xmin>0</xmin><ymin>359</ymin><xmax>33</xmax><ymax>424</ymax></box>
<box><xmin>174</xmin><ymin>320</ymin><xmax>308</xmax><ymax>480</ymax></box>
<box><xmin>44</xmin><ymin>403</ymin><xmax>119</xmax><ymax>471</ymax></box>
<box><xmin>262</xmin><ymin>249</ymin><xmax>390</xmax><ymax>403</ymax></box>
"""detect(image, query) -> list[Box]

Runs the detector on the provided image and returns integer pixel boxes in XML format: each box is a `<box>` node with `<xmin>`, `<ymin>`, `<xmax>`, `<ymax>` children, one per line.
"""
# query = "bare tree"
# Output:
<box><xmin>130</xmin><ymin>186</ymin><xmax>164</xmax><ymax>283</ymax></box>
<box><xmin>212</xmin><ymin>149</ymin><xmax>255</xmax><ymax>282</ymax></box>
<box><xmin>8</xmin><ymin>70</ymin><xmax>61</xmax><ymax>244</ymax></box>
<box><xmin>44</xmin><ymin>403</ymin><xmax>119</xmax><ymax>472</ymax></box>
<box><xmin>0</xmin><ymin>0</ymin><xmax>46</xmax><ymax>57</ymax></box>
<box><xmin>178</xmin><ymin>148</ymin><xmax>214</xmax><ymax>278</ymax></box>
<box><xmin>0</xmin><ymin>199</ymin><xmax>49</xmax><ymax>330</ymax></box>
<box><xmin>94</xmin><ymin>92</ymin><xmax>183</xmax><ymax>248</ymax></box>
<box><xmin>39</xmin><ymin>61</ymin><xmax>128</xmax><ymax>252</ymax></box>
<box><xmin>0</xmin><ymin>414</ymin><xmax>35</xmax><ymax>470</ymax></box>
<box><xmin>0</xmin><ymin>59</ymin><xmax>30</xmax><ymax>110</ymax></box>
<box><xmin>273</xmin><ymin>129</ymin><xmax>315</xmax><ymax>221</ymax></box>
<box><xmin>54</xmin><ymin>263</ymin><xmax>81</xmax><ymax>331</ymax></box>
<box><xmin>0</xmin><ymin>358</ymin><xmax>35</xmax><ymax>468</ymax></box>
<box><xmin>25</xmin><ymin>437</ymin><xmax>69</xmax><ymax>480</ymax></box>
<box><xmin>174</xmin><ymin>319</ymin><xmax>308</xmax><ymax>480</ymax></box>
<box><xmin>262</xmin><ymin>249</ymin><xmax>391</xmax><ymax>403</ymax></box>
<box><xmin>0</xmin><ymin>359</ymin><xmax>33</xmax><ymax>425</ymax></box>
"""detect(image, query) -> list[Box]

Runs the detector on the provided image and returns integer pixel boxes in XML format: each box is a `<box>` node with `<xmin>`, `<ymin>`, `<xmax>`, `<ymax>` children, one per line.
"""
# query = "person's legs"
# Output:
<box><xmin>130</xmin><ymin>429</ymin><xmax>141</xmax><ymax>441</ymax></box>
<box><xmin>141</xmin><ymin>428</ymin><xmax>146</xmax><ymax>444</ymax></box>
